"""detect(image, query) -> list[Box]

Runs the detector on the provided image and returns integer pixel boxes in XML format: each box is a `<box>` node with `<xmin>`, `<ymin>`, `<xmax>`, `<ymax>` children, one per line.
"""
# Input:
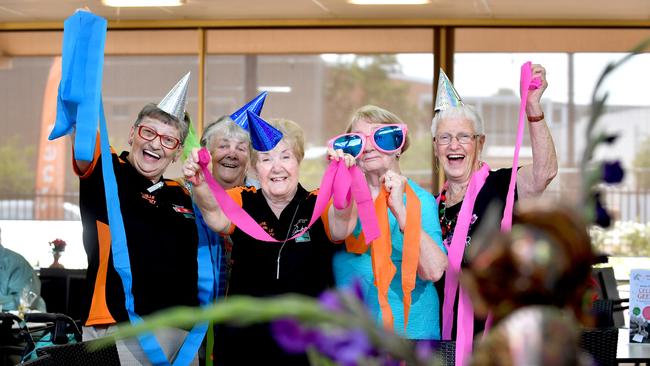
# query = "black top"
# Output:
<box><xmin>215</xmin><ymin>184</ymin><xmax>338</xmax><ymax>366</ymax></box>
<box><xmin>226</xmin><ymin>184</ymin><xmax>338</xmax><ymax>297</ymax></box>
<box><xmin>78</xmin><ymin>151</ymin><xmax>199</xmax><ymax>325</ymax></box>
<box><xmin>436</xmin><ymin>167</ymin><xmax>517</xmax><ymax>338</ymax></box>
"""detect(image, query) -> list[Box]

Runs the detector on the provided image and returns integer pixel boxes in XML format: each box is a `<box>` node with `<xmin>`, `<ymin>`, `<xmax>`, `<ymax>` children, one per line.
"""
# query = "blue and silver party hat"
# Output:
<box><xmin>246</xmin><ymin>110</ymin><xmax>283</xmax><ymax>152</ymax></box>
<box><xmin>158</xmin><ymin>72</ymin><xmax>190</xmax><ymax>122</ymax></box>
<box><xmin>230</xmin><ymin>91</ymin><xmax>268</xmax><ymax>130</ymax></box>
<box><xmin>434</xmin><ymin>69</ymin><xmax>463</xmax><ymax>113</ymax></box>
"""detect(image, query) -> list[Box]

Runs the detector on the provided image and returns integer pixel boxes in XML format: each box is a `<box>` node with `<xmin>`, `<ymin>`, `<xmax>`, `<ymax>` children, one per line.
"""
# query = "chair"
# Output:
<box><xmin>432</xmin><ymin>340</ymin><xmax>455</xmax><ymax>366</ymax></box>
<box><xmin>580</xmin><ymin>327</ymin><xmax>618</xmax><ymax>366</ymax></box>
<box><xmin>592</xmin><ymin>267</ymin><xmax>629</xmax><ymax>328</ymax></box>
<box><xmin>21</xmin><ymin>340</ymin><xmax>120</xmax><ymax>366</ymax></box>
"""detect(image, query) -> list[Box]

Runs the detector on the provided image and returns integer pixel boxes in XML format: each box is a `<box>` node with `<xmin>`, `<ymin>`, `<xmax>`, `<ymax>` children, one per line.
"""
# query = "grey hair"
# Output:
<box><xmin>430</xmin><ymin>104</ymin><xmax>484</xmax><ymax>137</ymax></box>
<box><xmin>200</xmin><ymin>115</ymin><xmax>251</xmax><ymax>150</ymax></box>
<box><xmin>134</xmin><ymin>103</ymin><xmax>189</xmax><ymax>144</ymax></box>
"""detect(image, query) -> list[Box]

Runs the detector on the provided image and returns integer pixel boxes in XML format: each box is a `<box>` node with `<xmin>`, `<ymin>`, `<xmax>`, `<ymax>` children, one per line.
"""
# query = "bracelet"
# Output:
<box><xmin>527</xmin><ymin>112</ymin><xmax>544</xmax><ymax>123</ymax></box>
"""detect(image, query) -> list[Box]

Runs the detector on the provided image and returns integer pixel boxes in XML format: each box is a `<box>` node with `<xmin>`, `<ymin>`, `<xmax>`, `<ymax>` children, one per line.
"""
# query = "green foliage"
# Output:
<box><xmin>591</xmin><ymin>221</ymin><xmax>650</xmax><ymax>257</ymax></box>
<box><xmin>323</xmin><ymin>55</ymin><xmax>426</xmax><ymax>138</ymax></box>
<box><xmin>0</xmin><ymin>136</ymin><xmax>36</xmax><ymax>195</ymax></box>
<box><xmin>632</xmin><ymin>135</ymin><xmax>650</xmax><ymax>189</ymax></box>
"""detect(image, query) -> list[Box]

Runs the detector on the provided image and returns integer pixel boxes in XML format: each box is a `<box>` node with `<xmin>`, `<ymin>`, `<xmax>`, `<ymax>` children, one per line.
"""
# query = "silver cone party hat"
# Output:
<box><xmin>157</xmin><ymin>72</ymin><xmax>190</xmax><ymax>121</ymax></box>
<box><xmin>434</xmin><ymin>69</ymin><xmax>463</xmax><ymax>113</ymax></box>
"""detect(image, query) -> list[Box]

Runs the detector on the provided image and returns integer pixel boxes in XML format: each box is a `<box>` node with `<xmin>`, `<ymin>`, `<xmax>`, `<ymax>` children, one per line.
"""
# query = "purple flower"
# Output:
<box><xmin>415</xmin><ymin>340</ymin><xmax>434</xmax><ymax>362</ymax></box>
<box><xmin>315</xmin><ymin>328</ymin><xmax>373</xmax><ymax>366</ymax></box>
<box><xmin>271</xmin><ymin>318</ymin><xmax>317</xmax><ymax>354</ymax></box>
<box><xmin>603</xmin><ymin>134</ymin><xmax>618</xmax><ymax>144</ymax></box>
<box><xmin>594</xmin><ymin>192</ymin><xmax>611</xmax><ymax>228</ymax></box>
<box><xmin>602</xmin><ymin>161</ymin><xmax>624</xmax><ymax>184</ymax></box>
<box><xmin>319</xmin><ymin>290</ymin><xmax>343</xmax><ymax>312</ymax></box>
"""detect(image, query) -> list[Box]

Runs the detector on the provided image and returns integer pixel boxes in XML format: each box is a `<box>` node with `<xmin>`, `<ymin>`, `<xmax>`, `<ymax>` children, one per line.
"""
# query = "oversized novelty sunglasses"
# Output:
<box><xmin>328</xmin><ymin>124</ymin><xmax>407</xmax><ymax>158</ymax></box>
<box><xmin>138</xmin><ymin>125</ymin><xmax>181</xmax><ymax>150</ymax></box>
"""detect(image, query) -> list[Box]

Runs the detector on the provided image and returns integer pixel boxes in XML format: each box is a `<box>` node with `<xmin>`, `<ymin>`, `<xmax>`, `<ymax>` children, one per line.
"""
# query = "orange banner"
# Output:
<box><xmin>35</xmin><ymin>57</ymin><xmax>65</xmax><ymax>220</ymax></box>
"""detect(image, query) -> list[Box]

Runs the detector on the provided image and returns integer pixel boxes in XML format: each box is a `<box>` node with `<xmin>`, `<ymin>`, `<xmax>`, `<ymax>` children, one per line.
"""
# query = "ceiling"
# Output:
<box><xmin>0</xmin><ymin>0</ymin><xmax>648</xmax><ymax>25</ymax></box>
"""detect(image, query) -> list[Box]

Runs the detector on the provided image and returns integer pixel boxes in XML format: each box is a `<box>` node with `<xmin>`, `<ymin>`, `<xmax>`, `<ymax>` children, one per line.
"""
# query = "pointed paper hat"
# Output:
<box><xmin>230</xmin><ymin>91</ymin><xmax>268</xmax><ymax>130</ymax></box>
<box><xmin>246</xmin><ymin>111</ymin><xmax>283</xmax><ymax>152</ymax></box>
<box><xmin>158</xmin><ymin>72</ymin><xmax>190</xmax><ymax>122</ymax></box>
<box><xmin>434</xmin><ymin>69</ymin><xmax>463</xmax><ymax>113</ymax></box>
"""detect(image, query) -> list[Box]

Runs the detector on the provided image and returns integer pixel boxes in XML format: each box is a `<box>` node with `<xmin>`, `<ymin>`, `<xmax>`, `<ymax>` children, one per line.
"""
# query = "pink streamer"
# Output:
<box><xmin>196</xmin><ymin>148</ymin><xmax>379</xmax><ymax>243</ymax></box>
<box><xmin>438</xmin><ymin>62</ymin><xmax>541</xmax><ymax>365</ymax></box>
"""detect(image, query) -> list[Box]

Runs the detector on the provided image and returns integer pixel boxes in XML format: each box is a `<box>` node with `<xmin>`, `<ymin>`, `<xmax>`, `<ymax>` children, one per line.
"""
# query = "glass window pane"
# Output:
<box><xmin>205</xmin><ymin>53</ymin><xmax>434</xmax><ymax>191</ymax></box>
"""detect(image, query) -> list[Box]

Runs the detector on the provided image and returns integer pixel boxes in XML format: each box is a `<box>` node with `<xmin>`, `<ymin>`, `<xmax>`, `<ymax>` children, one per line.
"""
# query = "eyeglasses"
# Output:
<box><xmin>433</xmin><ymin>133</ymin><xmax>480</xmax><ymax>145</ymax></box>
<box><xmin>138</xmin><ymin>125</ymin><xmax>181</xmax><ymax>150</ymax></box>
<box><xmin>328</xmin><ymin>124</ymin><xmax>407</xmax><ymax>159</ymax></box>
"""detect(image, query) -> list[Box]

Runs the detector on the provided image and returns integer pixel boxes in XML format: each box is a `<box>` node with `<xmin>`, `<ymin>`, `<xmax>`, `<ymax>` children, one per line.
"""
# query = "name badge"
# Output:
<box><xmin>295</xmin><ymin>231</ymin><xmax>311</xmax><ymax>243</ymax></box>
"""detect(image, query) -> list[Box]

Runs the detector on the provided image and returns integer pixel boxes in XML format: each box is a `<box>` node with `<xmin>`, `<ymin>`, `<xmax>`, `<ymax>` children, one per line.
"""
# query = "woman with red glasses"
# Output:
<box><xmin>330</xmin><ymin>105</ymin><xmax>449</xmax><ymax>340</ymax></box>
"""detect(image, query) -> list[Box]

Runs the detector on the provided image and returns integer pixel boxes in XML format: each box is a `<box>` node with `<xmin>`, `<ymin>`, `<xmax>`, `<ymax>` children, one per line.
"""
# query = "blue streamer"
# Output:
<box><xmin>53</xmin><ymin>10</ymin><xmax>213</xmax><ymax>365</ymax></box>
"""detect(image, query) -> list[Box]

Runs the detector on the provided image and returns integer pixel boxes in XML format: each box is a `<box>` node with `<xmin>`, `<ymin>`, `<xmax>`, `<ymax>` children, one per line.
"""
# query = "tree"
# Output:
<box><xmin>0</xmin><ymin>135</ymin><xmax>35</xmax><ymax>195</ymax></box>
<box><xmin>632</xmin><ymin>135</ymin><xmax>650</xmax><ymax>189</ymax></box>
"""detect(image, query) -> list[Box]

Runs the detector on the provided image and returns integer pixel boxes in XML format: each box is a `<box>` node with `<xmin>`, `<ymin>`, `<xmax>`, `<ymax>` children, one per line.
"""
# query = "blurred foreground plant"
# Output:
<box><xmin>580</xmin><ymin>38</ymin><xmax>650</xmax><ymax>227</ymax></box>
<box><xmin>91</xmin><ymin>285</ymin><xmax>440</xmax><ymax>366</ymax></box>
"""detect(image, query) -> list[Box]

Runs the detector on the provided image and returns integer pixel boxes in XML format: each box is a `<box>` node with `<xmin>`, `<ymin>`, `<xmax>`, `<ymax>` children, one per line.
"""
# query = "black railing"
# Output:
<box><xmin>0</xmin><ymin>193</ymin><xmax>80</xmax><ymax>221</ymax></box>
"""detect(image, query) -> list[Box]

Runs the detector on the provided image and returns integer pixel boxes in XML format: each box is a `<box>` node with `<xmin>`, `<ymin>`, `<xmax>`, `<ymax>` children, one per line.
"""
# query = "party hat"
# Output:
<box><xmin>246</xmin><ymin>110</ymin><xmax>283</xmax><ymax>152</ymax></box>
<box><xmin>230</xmin><ymin>91</ymin><xmax>268</xmax><ymax>130</ymax></box>
<box><xmin>434</xmin><ymin>69</ymin><xmax>463</xmax><ymax>113</ymax></box>
<box><xmin>158</xmin><ymin>72</ymin><xmax>190</xmax><ymax>122</ymax></box>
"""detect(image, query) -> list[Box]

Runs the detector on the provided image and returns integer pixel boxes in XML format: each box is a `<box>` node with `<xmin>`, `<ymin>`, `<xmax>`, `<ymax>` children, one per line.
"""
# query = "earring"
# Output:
<box><xmin>128</xmin><ymin>139</ymin><xmax>133</xmax><ymax>146</ymax></box>
<box><xmin>396</xmin><ymin>153</ymin><xmax>401</xmax><ymax>158</ymax></box>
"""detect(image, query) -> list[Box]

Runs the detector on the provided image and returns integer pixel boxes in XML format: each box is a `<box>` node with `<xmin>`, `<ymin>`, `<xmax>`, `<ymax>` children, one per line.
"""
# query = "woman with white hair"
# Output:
<box><xmin>431</xmin><ymin>65</ymin><xmax>558</xmax><ymax>345</ymax></box>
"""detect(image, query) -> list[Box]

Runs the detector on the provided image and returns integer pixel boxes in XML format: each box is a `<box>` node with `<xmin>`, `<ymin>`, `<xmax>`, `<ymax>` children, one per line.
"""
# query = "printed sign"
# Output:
<box><xmin>630</xmin><ymin>269</ymin><xmax>650</xmax><ymax>343</ymax></box>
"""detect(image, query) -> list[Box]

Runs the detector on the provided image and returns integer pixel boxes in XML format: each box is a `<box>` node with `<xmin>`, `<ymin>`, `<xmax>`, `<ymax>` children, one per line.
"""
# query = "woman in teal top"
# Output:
<box><xmin>329</xmin><ymin>105</ymin><xmax>448</xmax><ymax>339</ymax></box>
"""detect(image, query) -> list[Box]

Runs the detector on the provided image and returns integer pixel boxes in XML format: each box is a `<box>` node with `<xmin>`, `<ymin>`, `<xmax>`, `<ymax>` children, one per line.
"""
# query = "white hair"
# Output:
<box><xmin>431</xmin><ymin>104</ymin><xmax>485</xmax><ymax>137</ymax></box>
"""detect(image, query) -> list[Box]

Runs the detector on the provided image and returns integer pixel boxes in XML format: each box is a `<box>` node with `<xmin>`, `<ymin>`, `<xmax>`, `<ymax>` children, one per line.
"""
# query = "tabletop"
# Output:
<box><xmin>618</xmin><ymin>328</ymin><xmax>650</xmax><ymax>363</ymax></box>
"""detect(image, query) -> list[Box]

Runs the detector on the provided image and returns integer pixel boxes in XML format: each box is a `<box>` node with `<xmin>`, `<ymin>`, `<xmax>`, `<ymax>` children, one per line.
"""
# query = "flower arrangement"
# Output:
<box><xmin>49</xmin><ymin>238</ymin><xmax>67</xmax><ymax>253</ymax></box>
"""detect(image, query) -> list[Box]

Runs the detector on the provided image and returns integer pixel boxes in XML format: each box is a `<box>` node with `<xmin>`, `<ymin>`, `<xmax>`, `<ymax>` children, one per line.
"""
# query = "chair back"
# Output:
<box><xmin>21</xmin><ymin>340</ymin><xmax>120</xmax><ymax>366</ymax></box>
<box><xmin>432</xmin><ymin>340</ymin><xmax>455</xmax><ymax>366</ymax></box>
<box><xmin>592</xmin><ymin>267</ymin><xmax>627</xmax><ymax>327</ymax></box>
<box><xmin>580</xmin><ymin>327</ymin><xmax>618</xmax><ymax>366</ymax></box>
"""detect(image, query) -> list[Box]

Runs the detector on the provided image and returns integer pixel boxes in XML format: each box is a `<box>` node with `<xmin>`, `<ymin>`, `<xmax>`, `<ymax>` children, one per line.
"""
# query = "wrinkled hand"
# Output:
<box><xmin>183</xmin><ymin>148</ymin><xmax>208</xmax><ymax>186</ymax></box>
<box><xmin>526</xmin><ymin>64</ymin><xmax>548</xmax><ymax>116</ymax></box>
<box><xmin>382</xmin><ymin>170</ymin><xmax>407</xmax><ymax>226</ymax></box>
<box><xmin>327</xmin><ymin>146</ymin><xmax>356</xmax><ymax>168</ymax></box>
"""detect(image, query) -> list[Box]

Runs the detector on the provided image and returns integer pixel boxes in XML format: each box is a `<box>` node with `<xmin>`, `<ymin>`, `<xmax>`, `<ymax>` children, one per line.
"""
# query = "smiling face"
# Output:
<box><xmin>209</xmin><ymin>135</ymin><xmax>250</xmax><ymax>189</ymax></box>
<box><xmin>127</xmin><ymin>117</ymin><xmax>181</xmax><ymax>182</ymax></box>
<box><xmin>351</xmin><ymin>118</ymin><xmax>401</xmax><ymax>176</ymax></box>
<box><xmin>433</xmin><ymin>117</ymin><xmax>485</xmax><ymax>184</ymax></box>
<box><xmin>256</xmin><ymin>140</ymin><xmax>300</xmax><ymax>201</ymax></box>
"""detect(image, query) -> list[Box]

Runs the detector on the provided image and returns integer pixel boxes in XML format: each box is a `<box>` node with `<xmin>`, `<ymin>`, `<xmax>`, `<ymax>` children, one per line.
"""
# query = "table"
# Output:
<box><xmin>38</xmin><ymin>268</ymin><xmax>86</xmax><ymax>320</ymax></box>
<box><xmin>618</xmin><ymin>328</ymin><xmax>650</xmax><ymax>364</ymax></box>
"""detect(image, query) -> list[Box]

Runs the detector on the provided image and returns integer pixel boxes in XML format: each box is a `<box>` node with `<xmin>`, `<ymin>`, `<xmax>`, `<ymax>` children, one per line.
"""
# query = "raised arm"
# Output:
<box><xmin>183</xmin><ymin>148</ymin><xmax>232</xmax><ymax>234</ymax></box>
<box><xmin>517</xmin><ymin>64</ymin><xmax>558</xmax><ymax>199</ymax></box>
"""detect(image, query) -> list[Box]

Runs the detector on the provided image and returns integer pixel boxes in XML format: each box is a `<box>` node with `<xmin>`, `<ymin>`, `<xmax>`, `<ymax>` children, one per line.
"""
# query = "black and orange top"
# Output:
<box><xmin>75</xmin><ymin>150</ymin><xmax>199</xmax><ymax>326</ymax></box>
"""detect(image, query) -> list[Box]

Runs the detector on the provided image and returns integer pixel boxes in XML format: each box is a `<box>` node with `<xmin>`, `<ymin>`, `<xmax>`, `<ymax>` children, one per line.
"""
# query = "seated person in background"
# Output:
<box><xmin>461</xmin><ymin>202</ymin><xmax>595</xmax><ymax>366</ymax></box>
<box><xmin>0</xmin><ymin>227</ymin><xmax>46</xmax><ymax>312</ymax></box>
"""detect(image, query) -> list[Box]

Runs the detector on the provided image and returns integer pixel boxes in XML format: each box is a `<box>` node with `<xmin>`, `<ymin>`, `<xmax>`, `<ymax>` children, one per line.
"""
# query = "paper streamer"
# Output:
<box><xmin>196</xmin><ymin>147</ymin><xmax>379</xmax><ymax>244</ymax></box>
<box><xmin>439</xmin><ymin>62</ymin><xmax>541</xmax><ymax>366</ymax></box>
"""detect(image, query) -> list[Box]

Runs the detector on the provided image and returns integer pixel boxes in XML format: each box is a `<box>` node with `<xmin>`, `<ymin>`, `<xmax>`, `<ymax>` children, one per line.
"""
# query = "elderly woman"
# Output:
<box><xmin>200</xmin><ymin>115</ymin><xmax>258</xmax><ymax>189</ymax></box>
<box><xmin>431</xmin><ymin>65</ymin><xmax>558</xmax><ymax>340</ymax></box>
<box><xmin>330</xmin><ymin>105</ymin><xmax>448</xmax><ymax>340</ymax></box>
<box><xmin>184</xmin><ymin>117</ymin><xmax>356</xmax><ymax>366</ymax></box>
